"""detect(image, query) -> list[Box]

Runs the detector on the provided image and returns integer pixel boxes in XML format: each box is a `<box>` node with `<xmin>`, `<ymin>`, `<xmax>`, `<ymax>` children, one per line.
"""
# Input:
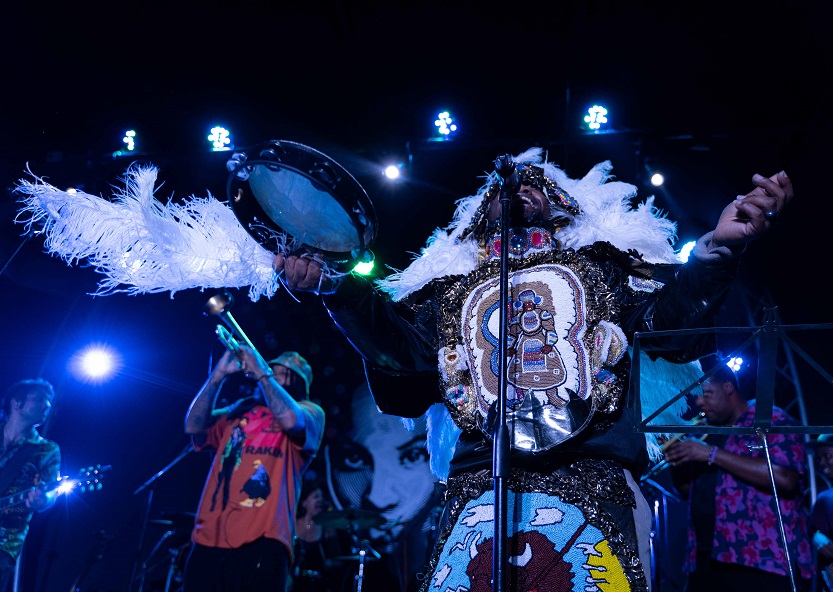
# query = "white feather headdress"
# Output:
<box><xmin>377</xmin><ymin>148</ymin><xmax>681</xmax><ymax>301</ymax></box>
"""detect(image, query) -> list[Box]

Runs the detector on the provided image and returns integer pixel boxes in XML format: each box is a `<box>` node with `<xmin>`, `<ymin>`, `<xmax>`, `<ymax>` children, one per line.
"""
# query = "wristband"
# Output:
<box><xmin>255</xmin><ymin>371</ymin><xmax>274</xmax><ymax>382</ymax></box>
<box><xmin>707</xmin><ymin>446</ymin><xmax>718</xmax><ymax>465</ymax></box>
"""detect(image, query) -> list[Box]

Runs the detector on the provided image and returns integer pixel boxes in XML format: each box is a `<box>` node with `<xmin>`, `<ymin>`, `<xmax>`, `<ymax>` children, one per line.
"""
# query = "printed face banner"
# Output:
<box><xmin>324</xmin><ymin>384</ymin><xmax>437</xmax><ymax>550</ymax></box>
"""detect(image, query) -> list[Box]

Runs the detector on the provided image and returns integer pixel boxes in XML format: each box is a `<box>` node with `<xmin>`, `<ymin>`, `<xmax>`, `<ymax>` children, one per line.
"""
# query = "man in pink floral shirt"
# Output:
<box><xmin>666</xmin><ymin>364</ymin><xmax>813</xmax><ymax>592</ymax></box>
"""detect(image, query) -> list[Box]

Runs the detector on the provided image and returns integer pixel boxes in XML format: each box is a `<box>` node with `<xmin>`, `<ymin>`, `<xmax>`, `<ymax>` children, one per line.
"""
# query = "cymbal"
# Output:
<box><xmin>312</xmin><ymin>508</ymin><xmax>385</xmax><ymax>530</ymax></box>
<box><xmin>155</xmin><ymin>511</ymin><xmax>196</xmax><ymax>528</ymax></box>
<box><xmin>330</xmin><ymin>540</ymin><xmax>382</xmax><ymax>562</ymax></box>
<box><xmin>331</xmin><ymin>552</ymin><xmax>381</xmax><ymax>563</ymax></box>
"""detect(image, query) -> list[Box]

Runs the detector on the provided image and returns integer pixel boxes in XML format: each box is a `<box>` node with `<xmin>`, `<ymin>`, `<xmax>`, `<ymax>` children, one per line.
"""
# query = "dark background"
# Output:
<box><xmin>1</xmin><ymin>1</ymin><xmax>832</xmax><ymax>591</ymax></box>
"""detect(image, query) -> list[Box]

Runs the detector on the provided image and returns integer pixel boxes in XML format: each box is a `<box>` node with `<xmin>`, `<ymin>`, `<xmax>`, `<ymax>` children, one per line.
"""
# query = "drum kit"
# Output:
<box><xmin>136</xmin><ymin>507</ymin><xmax>388</xmax><ymax>592</ymax></box>
<box><xmin>136</xmin><ymin>511</ymin><xmax>196</xmax><ymax>592</ymax></box>
<box><xmin>300</xmin><ymin>508</ymin><xmax>384</xmax><ymax>592</ymax></box>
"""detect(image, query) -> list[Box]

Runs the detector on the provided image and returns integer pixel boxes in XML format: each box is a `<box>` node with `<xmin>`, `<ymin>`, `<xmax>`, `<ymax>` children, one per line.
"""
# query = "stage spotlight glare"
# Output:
<box><xmin>384</xmin><ymin>164</ymin><xmax>401</xmax><ymax>180</ymax></box>
<box><xmin>677</xmin><ymin>240</ymin><xmax>696</xmax><ymax>263</ymax></box>
<box><xmin>434</xmin><ymin>111</ymin><xmax>457</xmax><ymax>137</ymax></box>
<box><xmin>70</xmin><ymin>344</ymin><xmax>122</xmax><ymax>383</ymax></box>
<box><xmin>56</xmin><ymin>479</ymin><xmax>76</xmax><ymax>495</ymax></box>
<box><xmin>82</xmin><ymin>350</ymin><xmax>114</xmax><ymax>377</ymax></box>
<box><xmin>208</xmin><ymin>126</ymin><xmax>232</xmax><ymax>152</ymax></box>
<box><xmin>650</xmin><ymin>173</ymin><xmax>665</xmax><ymax>187</ymax></box>
<box><xmin>726</xmin><ymin>357</ymin><xmax>743</xmax><ymax>371</ymax></box>
<box><xmin>583</xmin><ymin>105</ymin><xmax>608</xmax><ymax>131</ymax></box>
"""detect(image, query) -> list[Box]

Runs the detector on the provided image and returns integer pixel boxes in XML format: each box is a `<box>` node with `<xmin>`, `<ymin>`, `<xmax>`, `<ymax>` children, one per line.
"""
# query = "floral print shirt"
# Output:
<box><xmin>684</xmin><ymin>402</ymin><xmax>813</xmax><ymax>579</ymax></box>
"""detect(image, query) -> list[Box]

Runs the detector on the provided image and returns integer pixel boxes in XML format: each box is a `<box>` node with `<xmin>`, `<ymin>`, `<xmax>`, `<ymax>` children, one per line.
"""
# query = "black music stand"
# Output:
<box><xmin>633</xmin><ymin>307</ymin><xmax>833</xmax><ymax>592</ymax></box>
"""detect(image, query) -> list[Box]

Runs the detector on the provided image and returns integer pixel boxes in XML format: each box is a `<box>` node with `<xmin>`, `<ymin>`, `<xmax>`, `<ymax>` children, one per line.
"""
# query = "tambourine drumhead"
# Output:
<box><xmin>226</xmin><ymin>140</ymin><xmax>377</xmax><ymax>261</ymax></box>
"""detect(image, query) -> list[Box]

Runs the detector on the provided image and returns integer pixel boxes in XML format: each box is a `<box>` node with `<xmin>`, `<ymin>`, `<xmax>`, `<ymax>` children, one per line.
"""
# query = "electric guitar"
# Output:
<box><xmin>0</xmin><ymin>464</ymin><xmax>110</xmax><ymax>512</ymax></box>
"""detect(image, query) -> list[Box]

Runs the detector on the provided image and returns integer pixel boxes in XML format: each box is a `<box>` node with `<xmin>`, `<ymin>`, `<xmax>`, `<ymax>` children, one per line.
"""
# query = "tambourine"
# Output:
<box><xmin>225</xmin><ymin>140</ymin><xmax>377</xmax><ymax>268</ymax></box>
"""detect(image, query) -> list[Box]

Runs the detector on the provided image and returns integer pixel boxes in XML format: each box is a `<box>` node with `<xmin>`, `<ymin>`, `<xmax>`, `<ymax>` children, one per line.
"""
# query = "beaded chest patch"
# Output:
<box><xmin>434</xmin><ymin>249</ymin><xmax>628</xmax><ymax>453</ymax></box>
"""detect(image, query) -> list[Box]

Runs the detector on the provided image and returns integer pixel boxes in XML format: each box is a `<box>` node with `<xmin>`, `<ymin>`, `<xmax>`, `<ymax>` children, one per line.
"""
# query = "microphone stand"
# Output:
<box><xmin>492</xmin><ymin>155</ymin><xmax>520</xmax><ymax>592</ymax></box>
<box><xmin>129</xmin><ymin>441</ymin><xmax>194</xmax><ymax>592</ymax></box>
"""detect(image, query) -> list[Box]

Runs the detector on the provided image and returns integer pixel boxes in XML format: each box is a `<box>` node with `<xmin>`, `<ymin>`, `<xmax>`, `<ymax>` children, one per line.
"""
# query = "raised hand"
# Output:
<box><xmin>711</xmin><ymin>171</ymin><xmax>793</xmax><ymax>248</ymax></box>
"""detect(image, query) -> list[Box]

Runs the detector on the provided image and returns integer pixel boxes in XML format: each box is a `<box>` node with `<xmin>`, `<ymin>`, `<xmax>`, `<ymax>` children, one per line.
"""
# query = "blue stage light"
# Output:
<box><xmin>434</xmin><ymin>111</ymin><xmax>458</xmax><ymax>138</ymax></box>
<box><xmin>112</xmin><ymin>130</ymin><xmax>137</xmax><ymax>158</ymax></box>
<box><xmin>584</xmin><ymin>105</ymin><xmax>608</xmax><ymax>131</ymax></box>
<box><xmin>726</xmin><ymin>357</ymin><xmax>743</xmax><ymax>371</ymax></box>
<box><xmin>208</xmin><ymin>126</ymin><xmax>232</xmax><ymax>151</ymax></box>
<box><xmin>123</xmin><ymin>130</ymin><xmax>136</xmax><ymax>151</ymax></box>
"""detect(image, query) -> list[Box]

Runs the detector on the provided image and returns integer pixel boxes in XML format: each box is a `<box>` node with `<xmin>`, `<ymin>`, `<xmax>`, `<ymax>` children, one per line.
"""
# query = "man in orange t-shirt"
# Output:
<box><xmin>183</xmin><ymin>348</ymin><xmax>324</xmax><ymax>591</ymax></box>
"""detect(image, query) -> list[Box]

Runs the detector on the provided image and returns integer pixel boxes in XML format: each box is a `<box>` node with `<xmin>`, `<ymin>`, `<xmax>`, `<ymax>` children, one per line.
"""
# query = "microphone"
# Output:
<box><xmin>494</xmin><ymin>154</ymin><xmax>521</xmax><ymax>195</ymax></box>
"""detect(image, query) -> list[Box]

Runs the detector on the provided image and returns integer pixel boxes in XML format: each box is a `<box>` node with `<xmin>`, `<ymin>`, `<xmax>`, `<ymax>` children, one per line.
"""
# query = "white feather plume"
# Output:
<box><xmin>636</xmin><ymin>349</ymin><xmax>704</xmax><ymax>462</ymax></box>
<box><xmin>14</xmin><ymin>165</ymin><xmax>279</xmax><ymax>300</ymax></box>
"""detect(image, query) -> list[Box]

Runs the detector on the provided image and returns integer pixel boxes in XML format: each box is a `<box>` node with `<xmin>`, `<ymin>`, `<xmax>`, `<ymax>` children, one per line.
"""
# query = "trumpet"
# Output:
<box><xmin>641</xmin><ymin>412</ymin><xmax>708</xmax><ymax>481</ymax></box>
<box><xmin>204</xmin><ymin>292</ymin><xmax>260</xmax><ymax>360</ymax></box>
<box><xmin>659</xmin><ymin>412</ymin><xmax>708</xmax><ymax>453</ymax></box>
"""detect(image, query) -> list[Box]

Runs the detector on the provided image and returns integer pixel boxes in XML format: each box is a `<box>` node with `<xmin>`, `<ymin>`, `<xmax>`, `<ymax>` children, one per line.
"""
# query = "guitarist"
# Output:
<box><xmin>0</xmin><ymin>379</ymin><xmax>60</xmax><ymax>591</ymax></box>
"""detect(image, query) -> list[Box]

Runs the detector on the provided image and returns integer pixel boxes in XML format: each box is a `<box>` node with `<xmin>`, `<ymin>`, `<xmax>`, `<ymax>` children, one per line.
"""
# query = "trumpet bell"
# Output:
<box><xmin>205</xmin><ymin>292</ymin><xmax>232</xmax><ymax>317</ymax></box>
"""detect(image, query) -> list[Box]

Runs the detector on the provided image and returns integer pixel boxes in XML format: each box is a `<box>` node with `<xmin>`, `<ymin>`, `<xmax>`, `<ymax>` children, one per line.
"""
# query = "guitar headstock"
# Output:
<box><xmin>56</xmin><ymin>464</ymin><xmax>111</xmax><ymax>494</ymax></box>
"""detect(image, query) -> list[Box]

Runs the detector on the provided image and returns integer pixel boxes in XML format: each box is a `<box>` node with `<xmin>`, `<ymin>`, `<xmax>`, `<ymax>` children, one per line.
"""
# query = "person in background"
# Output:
<box><xmin>0</xmin><ymin>378</ymin><xmax>61</xmax><ymax>592</ymax></box>
<box><xmin>809</xmin><ymin>434</ymin><xmax>833</xmax><ymax>590</ymax></box>
<box><xmin>665</xmin><ymin>364</ymin><xmax>812</xmax><ymax>591</ymax></box>
<box><xmin>182</xmin><ymin>348</ymin><xmax>324</xmax><ymax>592</ymax></box>
<box><xmin>290</xmin><ymin>479</ymin><xmax>349</xmax><ymax>592</ymax></box>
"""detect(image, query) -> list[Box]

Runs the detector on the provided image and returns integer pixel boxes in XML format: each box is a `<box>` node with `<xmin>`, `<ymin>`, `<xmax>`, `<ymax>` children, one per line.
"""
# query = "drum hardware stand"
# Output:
<box><xmin>162</xmin><ymin>545</ymin><xmax>184</xmax><ymax>592</ymax></box>
<box><xmin>640</xmin><ymin>478</ymin><xmax>681</xmax><ymax>592</ymax></box>
<box><xmin>345</xmin><ymin>523</ymin><xmax>380</xmax><ymax>592</ymax></box>
<box><xmin>130</xmin><ymin>441</ymin><xmax>194</xmax><ymax>592</ymax></box>
<box><xmin>134</xmin><ymin>530</ymin><xmax>176</xmax><ymax>592</ymax></box>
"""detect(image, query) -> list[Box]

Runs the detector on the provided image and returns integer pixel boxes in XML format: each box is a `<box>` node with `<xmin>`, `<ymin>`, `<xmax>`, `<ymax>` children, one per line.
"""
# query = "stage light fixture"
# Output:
<box><xmin>208</xmin><ymin>126</ymin><xmax>232</xmax><ymax>151</ymax></box>
<box><xmin>726</xmin><ymin>357</ymin><xmax>743</xmax><ymax>371</ymax></box>
<box><xmin>123</xmin><ymin>130</ymin><xmax>136</xmax><ymax>151</ymax></box>
<box><xmin>677</xmin><ymin>240</ymin><xmax>696</xmax><ymax>263</ymax></box>
<box><xmin>584</xmin><ymin>105</ymin><xmax>608</xmax><ymax>131</ymax></box>
<box><xmin>112</xmin><ymin>129</ymin><xmax>137</xmax><ymax>158</ymax></box>
<box><xmin>650</xmin><ymin>173</ymin><xmax>665</xmax><ymax>187</ymax></box>
<box><xmin>434</xmin><ymin>111</ymin><xmax>458</xmax><ymax>138</ymax></box>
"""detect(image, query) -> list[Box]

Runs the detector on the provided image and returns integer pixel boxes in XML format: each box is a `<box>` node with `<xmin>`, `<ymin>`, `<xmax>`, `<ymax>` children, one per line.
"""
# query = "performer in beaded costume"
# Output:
<box><xmin>274</xmin><ymin>147</ymin><xmax>792</xmax><ymax>592</ymax></box>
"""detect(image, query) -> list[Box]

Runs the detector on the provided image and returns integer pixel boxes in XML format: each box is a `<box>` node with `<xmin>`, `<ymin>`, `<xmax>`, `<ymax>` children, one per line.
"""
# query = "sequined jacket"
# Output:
<box><xmin>323</xmin><ymin>235</ymin><xmax>740</xmax><ymax>475</ymax></box>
